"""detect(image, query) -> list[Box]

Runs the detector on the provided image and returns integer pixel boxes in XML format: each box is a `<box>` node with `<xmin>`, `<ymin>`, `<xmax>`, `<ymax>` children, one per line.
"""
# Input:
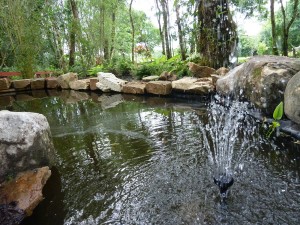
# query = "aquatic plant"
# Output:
<box><xmin>266</xmin><ymin>101</ymin><xmax>283</xmax><ymax>137</ymax></box>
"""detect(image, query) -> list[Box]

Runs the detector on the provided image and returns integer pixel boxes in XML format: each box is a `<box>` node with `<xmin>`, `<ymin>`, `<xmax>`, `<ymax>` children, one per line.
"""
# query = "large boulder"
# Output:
<box><xmin>122</xmin><ymin>82</ymin><xmax>146</xmax><ymax>94</ymax></box>
<box><xmin>187</xmin><ymin>62</ymin><xmax>216</xmax><ymax>78</ymax></box>
<box><xmin>12</xmin><ymin>79</ymin><xmax>31</xmax><ymax>90</ymax></box>
<box><xmin>69</xmin><ymin>79</ymin><xmax>90</xmax><ymax>90</ymax></box>
<box><xmin>57</xmin><ymin>72</ymin><xmax>78</xmax><ymax>89</ymax></box>
<box><xmin>216</xmin><ymin>56</ymin><xmax>300</xmax><ymax>113</ymax></box>
<box><xmin>145</xmin><ymin>81</ymin><xmax>172</xmax><ymax>95</ymax></box>
<box><xmin>284</xmin><ymin>71</ymin><xmax>300</xmax><ymax>124</ymax></box>
<box><xmin>0</xmin><ymin>111</ymin><xmax>55</xmax><ymax>183</ymax></box>
<box><xmin>0</xmin><ymin>167</ymin><xmax>51</xmax><ymax>217</ymax></box>
<box><xmin>0</xmin><ymin>78</ymin><xmax>11</xmax><ymax>90</ymax></box>
<box><xmin>96</xmin><ymin>82</ymin><xmax>111</xmax><ymax>92</ymax></box>
<box><xmin>172</xmin><ymin>77</ymin><xmax>215</xmax><ymax>94</ymax></box>
<box><xmin>31</xmin><ymin>78</ymin><xmax>46</xmax><ymax>90</ymax></box>
<box><xmin>97</xmin><ymin>72</ymin><xmax>127</xmax><ymax>92</ymax></box>
<box><xmin>46</xmin><ymin>77</ymin><xmax>60</xmax><ymax>89</ymax></box>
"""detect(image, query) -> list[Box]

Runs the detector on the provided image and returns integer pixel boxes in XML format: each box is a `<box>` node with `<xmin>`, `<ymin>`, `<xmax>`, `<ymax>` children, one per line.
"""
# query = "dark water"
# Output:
<box><xmin>1</xmin><ymin>91</ymin><xmax>299</xmax><ymax>225</ymax></box>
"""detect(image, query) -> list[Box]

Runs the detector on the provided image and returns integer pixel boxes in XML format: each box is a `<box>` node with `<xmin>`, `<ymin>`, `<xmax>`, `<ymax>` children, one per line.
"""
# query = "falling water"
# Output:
<box><xmin>199</xmin><ymin>96</ymin><xmax>259</xmax><ymax>197</ymax></box>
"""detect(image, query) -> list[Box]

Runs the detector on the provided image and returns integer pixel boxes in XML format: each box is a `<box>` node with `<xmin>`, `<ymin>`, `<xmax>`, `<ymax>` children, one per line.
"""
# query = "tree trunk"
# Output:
<box><xmin>175</xmin><ymin>4</ymin><xmax>186</xmax><ymax>60</ymax></box>
<box><xmin>280</xmin><ymin>0</ymin><xmax>299</xmax><ymax>56</ymax></box>
<box><xmin>110</xmin><ymin>12</ymin><xmax>116</xmax><ymax>60</ymax></box>
<box><xmin>155</xmin><ymin>0</ymin><xmax>166</xmax><ymax>56</ymax></box>
<box><xmin>197</xmin><ymin>0</ymin><xmax>237</xmax><ymax>68</ymax></box>
<box><xmin>129</xmin><ymin>0</ymin><xmax>135</xmax><ymax>63</ymax></box>
<box><xmin>270</xmin><ymin>0</ymin><xmax>279</xmax><ymax>55</ymax></box>
<box><xmin>161</xmin><ymin>0</ymin><xmax>172</xmax><ymax>59</ymax></box>
<box><xmin>69</xmin><ymin>0</ymin><xmax>79</xmax><ymax>67</ymax></box>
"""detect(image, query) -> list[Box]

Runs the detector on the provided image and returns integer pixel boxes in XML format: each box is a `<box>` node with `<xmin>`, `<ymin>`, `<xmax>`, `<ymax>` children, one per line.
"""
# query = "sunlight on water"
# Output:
<box><xmin>3</xmin><ymin>93</ymin><xmax>298</xmax><ymax>225</ymax></box>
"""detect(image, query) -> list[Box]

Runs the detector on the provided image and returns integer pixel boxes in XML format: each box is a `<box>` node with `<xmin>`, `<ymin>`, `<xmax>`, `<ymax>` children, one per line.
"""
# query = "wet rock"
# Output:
<box><xmin>187</xmin><ymin>62</ymin><xmax>216</xmax><ymax>78</ymax></box>
<box><xmin>0</xmin><ymin>201</ymin><xmax>25</xmax><ymax>225</ymax></box>
<box><xmin>0</xmin><ymin>78</ymin><xmax>11</xmax><ymax>90</ymax></box>
<box><xmin>0</xmin><ymin>111</ymin><xmax>55</xmax><ymax>183</ymax></box>
<box><xmin>142</xmin><ymin>75</ymin><xmax>159</xmax><ymax>82</ymax></box>
<box><xmin>0</xmin><ymin>167</ymin><xmax>51</xmax><ymax>218</ymax></box>
<box><xmin>216</xmin><ymin>56</ymin><xmax>300</xmax><ymax>114</ymax></box>
<box><xmin>145</xmin><ymin>81</ymin><xmax>172</xmax><ymax>95</ymax></box>
<box><xmin>46</xmin><ymin>77</ymin><xmax>60</xmax><ymax>89</ymax></box>
<box><xmin>69</xmin><ymin>79</ymin><xmax>90</xmax><ymax>90</ymax></box>
<box><xmin>89</xmin><ymin>78</ymin><xmax>98</xmax><ymax>91</ymax></box>
<box><xmin>12</xmin><ymin>79</ymin><xmax>31</xmax><ymax>90</ymax></box>
<box><xmin>30</xmin><ymin>78</ymin><xmax>45</xmax><ymax>90</ymax></box>
<box><xmin>172</xmin><ymin>77</ymin><xmax>214</xmax><ymax>94</ymax></box>
<box><xmin>216</xmin><ymin>64</ymin><xmax>243</xmax><ymax>95</ymax></box>
<box><xmin>122</xmin><ymin>82</ymin><xmax>146</xmax><ymax>94</ymax></box>
<box><xmin>97</xmin><ymin>72</ymin><xmax>127</xmax><ymax>92</ymax></box>
<box><xmin>159</xmin><ymin>71</ymin><xmax>177</xmax><ymax>81</ymax></box>
<box><xmin>284</xmin><ymin>71</ymin><xmax>300</xmax><ymax>124</ymax></box>
<box><xmin>57</xmin><ymin>73</ymin><xmax>78</xmax><ymax>89</ymax></box>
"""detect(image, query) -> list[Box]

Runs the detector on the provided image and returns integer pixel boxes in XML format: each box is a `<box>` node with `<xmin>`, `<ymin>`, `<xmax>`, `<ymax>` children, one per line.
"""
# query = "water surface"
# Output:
<box><xmin>1</xmin><ymin>91</ymin><xmax>299</xmax><ymax>224</ymax></box>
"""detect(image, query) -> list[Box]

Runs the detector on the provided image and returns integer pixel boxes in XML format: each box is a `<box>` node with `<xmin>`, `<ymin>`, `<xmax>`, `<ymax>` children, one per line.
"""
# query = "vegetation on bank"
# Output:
<box><xmin>0</xmin><ymin>0</ymin><xmax>299</xmax><ymax>79</ymax></box>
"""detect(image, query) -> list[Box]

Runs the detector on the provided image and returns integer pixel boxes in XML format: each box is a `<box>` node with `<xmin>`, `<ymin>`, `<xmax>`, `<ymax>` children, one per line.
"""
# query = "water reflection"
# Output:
<box><xmin>1</xmin><ymin>91</ymin><xmax>298</xmax><ymax>224</ymax></box>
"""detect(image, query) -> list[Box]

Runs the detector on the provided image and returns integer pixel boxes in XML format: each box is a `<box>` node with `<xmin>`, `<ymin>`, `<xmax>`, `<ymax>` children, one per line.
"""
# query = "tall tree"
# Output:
<box><xmin>155</xmin><ymin>0</ymin><xmax>166</xmax><ymax>56</ymax></box>
<box><xmin>270</xmin><ymin>0</ymin><xmax>279</xmax><ymax>55</ymax></box>
<box><xmin>160</xmin><ymin>0</ymin><xmax>172</xmax><ymax>59</ymax></box>
<box><xmin>175</xmin><ymin>1</ymin><xmax>187</xmax><ymax>60</ymax></box>
<box><xmin>129</xmin><ymin>0</ymin><xmax>135</xmax><ymax>62</ymax></box>
<box><xmin>279</xmin><ymin>0</ymin><xmax>299</xmax><ymax>56</ymax></box>
<box><xmin>197</xmin><ymin>0</ymin><xmax>237</xmax><ymax>68</ymax></box>
<box><xmin>69</xmin><ymin>0</ymin><xmax>80</xmax><ymax>67</ymax></box>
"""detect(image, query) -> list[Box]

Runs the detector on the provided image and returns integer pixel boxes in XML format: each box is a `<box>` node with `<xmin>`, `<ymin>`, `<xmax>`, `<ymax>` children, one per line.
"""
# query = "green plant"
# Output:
<box><xmin>88</xmin><ymin>65</ymin><xmax>104</xmax><ymax>76</ymax></box>
<box><xmin>266</xmin><ymin>101</ymin><xmax>283</xmax><ymax>138</ymax></box>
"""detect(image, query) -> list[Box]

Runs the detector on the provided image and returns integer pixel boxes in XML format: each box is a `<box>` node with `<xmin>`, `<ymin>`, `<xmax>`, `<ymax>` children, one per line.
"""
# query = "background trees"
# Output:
<box><xmin>0</xmin><ymin>0</ymin><xmax>299</xmax><ymax>78</ymax></box>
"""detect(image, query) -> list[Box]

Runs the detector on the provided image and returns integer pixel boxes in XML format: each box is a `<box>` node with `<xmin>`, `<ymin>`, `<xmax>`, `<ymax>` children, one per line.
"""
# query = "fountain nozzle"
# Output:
<box><xmin>213</xmin><ymin>174</ymin><xmax>234</xmax><ymax>199</ymax></box>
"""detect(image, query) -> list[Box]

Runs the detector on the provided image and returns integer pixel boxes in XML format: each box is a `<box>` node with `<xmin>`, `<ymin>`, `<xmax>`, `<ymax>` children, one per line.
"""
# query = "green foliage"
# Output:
<box><xmin>88</xmin><ymin>65</ymin><xmax>104</xmax><ymax>76</ymax></box>
<box><xmin>133</xmin><ymin>55</ymin><xmax>190</xmax><ymax>80</ymax></box>
<box><xmin>273</xmin><ymin>101</ymin><xmax>283</xmax><ymax>120</ymax></box>
<box><xmin>266</xmin><ymin>101</ymin><xmax>284</xmax><ymax>138</ymax></box>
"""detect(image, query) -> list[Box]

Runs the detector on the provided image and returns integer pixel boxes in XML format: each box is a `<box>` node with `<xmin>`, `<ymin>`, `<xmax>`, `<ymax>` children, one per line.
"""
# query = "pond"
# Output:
<box><xmin>1</xmin><ymin>90</ymin><xmax>299</xmax><ymax>224</ymax></box>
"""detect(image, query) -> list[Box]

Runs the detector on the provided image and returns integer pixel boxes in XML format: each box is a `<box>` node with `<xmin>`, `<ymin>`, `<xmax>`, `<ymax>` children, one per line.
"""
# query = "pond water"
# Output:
<box><xmin>1</xmin><ymin>91</ymin><xmax>299</xmax><ymax>225</ymax></box>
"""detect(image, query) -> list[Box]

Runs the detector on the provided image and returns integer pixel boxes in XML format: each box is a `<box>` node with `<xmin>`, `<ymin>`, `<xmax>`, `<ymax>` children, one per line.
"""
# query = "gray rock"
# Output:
<box><xmin>216</xmin><ymin>56</ymin><xmax>300</xmax><ymax>114</ymax></box>
<box><xmin>0</xmin><ymin>111</ymin><xmax>55</xmax><ymax>183</ymax></box>
<box><xmin>97</xmin><ymin>72</ymin><xmax>126</xmax><ymax>92</ymax></box>
<box><xmin>284</xmin><ymin>71</ymin><xmax>300</xmax><ymax>124</ymax></box>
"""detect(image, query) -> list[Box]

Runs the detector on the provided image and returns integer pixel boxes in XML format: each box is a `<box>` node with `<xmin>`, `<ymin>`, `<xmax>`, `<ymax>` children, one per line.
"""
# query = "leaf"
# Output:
<box><xmin>273</xmin><ymin>101</ymin><xmax>283</xmax><ymax>120</ymax></box>
<box><xmin>272</xmin><ymin>121</ymin><xmax>280</xmax><ymax>128</ymax></box>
